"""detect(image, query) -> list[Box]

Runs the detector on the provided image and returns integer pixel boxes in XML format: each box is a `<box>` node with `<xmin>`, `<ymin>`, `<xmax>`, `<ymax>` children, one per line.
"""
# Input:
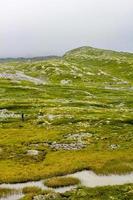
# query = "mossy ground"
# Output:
<box><xmin>22</xmin><ymin>186</ymin><xmax>42</xmax><ymax>194</ymax></box>
<box><xmin>0</xmin><ymin>47</ymin><xmax>133</xmax><ymax>184</ymax></box>
<box><xmin>44</xmin><ymin>177</ymin><xmax>80</xmax><ymax>188</ymax></box>
<box><xmin>20</xmin><ymin>184</ymin><xmax>133</xmax><ymax>200</ymax></box>
<box><xmin>62</xmin><ymin>184</ymin><xmax>133</xmax><ymax>200</ymax></box>
<box><xmin>0</xmin><ymin>188</ymin><xmax>16</xmax><ymax>198</ymax></box>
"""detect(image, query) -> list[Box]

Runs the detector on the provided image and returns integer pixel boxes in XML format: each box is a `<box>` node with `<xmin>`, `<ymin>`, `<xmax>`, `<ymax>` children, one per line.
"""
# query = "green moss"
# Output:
<box><xmin>20</xmin><ymin>184</ymin><xmax>133</xmax><ymax>200</ymax></box>
<box><xmin>63</xmin><ymin>184</ymin><xmax>133</xmax><ymax>200</ymax></box>
<box><xmin>19</xmin><ymin>194</ymin><xmax>34</xmax><ymax>200</ymax></box>
<box><xmin>22</xmin><ymin>186</ymin><xmax>42</xmax><ymax>194</ymax></box>
<box><xmin>0</xmin><ymin>188</ymin><xmax>15</xmax><ymax>198</ymax></box>
<box><xmin>44</xmin><ymin>177</ymin><xmax>80</xmax><ymax>188</ymax></box>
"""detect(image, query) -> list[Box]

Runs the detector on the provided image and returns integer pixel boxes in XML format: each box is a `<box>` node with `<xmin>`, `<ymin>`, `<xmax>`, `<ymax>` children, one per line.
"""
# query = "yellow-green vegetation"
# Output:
<box><xmin>0</xmin><ymin>46</ymin><xmax>133</xmax><ymax>184</ymax></box>
<box><xmin>0</xmin><ymin>188</ymin><xmax>15</xmax><ymax>198</ymax></box>
<box><xmin>63</xmin><ymin>184</ymin><xmax>133</xmax><ymax>200</ymax></box>
<box><xmin>20</xmin><ymin>189</ymin><xmax>60</xmax><ymax>200</ymax></box>
<box><xmin>44</xmin><ymin>176</ymin><xmax>80</xmax><ymax>188</ymax></box>
<box><xmin>19</xmin><ymin>194</ymin><xmax>34</xmax><ymax>200</ymax></box>
<box><xmin>22</xmin><ymin>186</ymin><xmax>42</xmax><ymax>194</ymax></box>
<box><xmin>20</xmin><ymin>184</ymin><xmax>133</xmax><ymax>200</ymax></box>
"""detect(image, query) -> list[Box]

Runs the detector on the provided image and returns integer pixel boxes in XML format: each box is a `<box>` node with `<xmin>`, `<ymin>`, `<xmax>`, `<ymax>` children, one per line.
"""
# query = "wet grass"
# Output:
<box><xmin>62</xmin><ymin>184</ymin><xmax>133</xmax><ymax>200</ymax></box>
<box><xmin>22</xmin><ymin>186</ymin><xmax>42</xmax><ymax>194</ymax></box>
<box><xmin>20</xmin><ymin>189</ymin><xmax>59</xmax><ymax>200</ymax></box>
<box><xmin>44</xmin><ymin>177</ymin><xmax>80</xmax><ymax>188</ymax></box>
<box><xmin>0</xmin><ymin>188</ymin><xmax>15</xmax><ymax>198</ymax></box>
<box><xmin>20</xmin><ymin>184</ymin><xmax>133</xmax><ymax>200</ymax></box>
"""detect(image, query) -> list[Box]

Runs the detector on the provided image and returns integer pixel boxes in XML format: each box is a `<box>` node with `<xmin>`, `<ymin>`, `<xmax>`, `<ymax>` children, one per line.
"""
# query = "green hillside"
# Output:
<box><xmin>0</xmin><ymin>46</ymin><xmax>133</xmax><ymax>183</ymax></box>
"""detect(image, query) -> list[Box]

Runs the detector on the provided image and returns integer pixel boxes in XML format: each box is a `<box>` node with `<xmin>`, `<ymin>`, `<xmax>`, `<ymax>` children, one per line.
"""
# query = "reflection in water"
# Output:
<box><xmin>68</xmin><ymin>170</ymin><xmax>133</xmax><ymax>187</ymax></box>
<box><xmin>0</xmin><ymin>170</ymin><xmax>133</xmax><ymax>200</ymax></box>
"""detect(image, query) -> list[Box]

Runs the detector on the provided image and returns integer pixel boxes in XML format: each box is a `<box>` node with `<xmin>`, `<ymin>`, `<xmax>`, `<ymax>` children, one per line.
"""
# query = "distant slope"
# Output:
<box><xmin>0</xmin><ymin>46</ymin><xmax>133</xmax><ymax>86</ymax></box>
<box><xmin>63</xmin><ymin>46</ymin><xmax>133</xmax><ymax>83</ymax></box>
<box><xmin>64</xmin><ymin>46</ymin><xmax>133</xmax><ymax>58</ymax></box>
<box><xmin>0</xmin><ymin>55</ymin><xmax>60</xmax><ymax>63</ymax></box>
<box><xmin>0</xmin><ymin>46</ymin><xmax>133</xmax><ymax>183</ymax></box>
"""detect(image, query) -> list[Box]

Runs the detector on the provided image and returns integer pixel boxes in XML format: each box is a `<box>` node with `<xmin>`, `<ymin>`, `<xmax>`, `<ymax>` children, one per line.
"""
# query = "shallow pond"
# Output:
<box><xmin>68</xmin><ymin>170</ymin><xmax>133</xmax><ymax>187</ymax></box>
<box><xmin>0</xmin><ymin>170</ymin><xmax>133</xmax><ymax>200</ymax></box>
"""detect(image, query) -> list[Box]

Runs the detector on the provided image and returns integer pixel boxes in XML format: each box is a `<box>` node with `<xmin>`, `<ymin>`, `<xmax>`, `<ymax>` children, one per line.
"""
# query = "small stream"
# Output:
<box><xmin>0</xmin><ymin>170</ymin><xmax>133</xmax><ymax>200</ymax></box>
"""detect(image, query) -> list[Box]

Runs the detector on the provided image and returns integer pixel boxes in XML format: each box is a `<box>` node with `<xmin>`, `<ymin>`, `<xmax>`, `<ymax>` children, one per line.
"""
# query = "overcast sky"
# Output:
<box><xmin>0</xmin><ymin>0</ymin><xmax>133</xmax><ymax>57</ymax></box>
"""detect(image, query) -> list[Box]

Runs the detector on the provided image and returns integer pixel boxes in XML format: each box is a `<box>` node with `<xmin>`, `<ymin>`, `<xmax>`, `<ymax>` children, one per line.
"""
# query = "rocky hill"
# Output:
<box><xmin>0</xmin><ymin>46</ymin><xmax>133</xmax><ymax>183</ymax></box>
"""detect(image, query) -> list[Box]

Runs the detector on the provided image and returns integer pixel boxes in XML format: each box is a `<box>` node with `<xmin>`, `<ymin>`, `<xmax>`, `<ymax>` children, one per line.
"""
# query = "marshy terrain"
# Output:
<box><xmin>0</xmin><ymin>46</ymin><xmax>133</xmax><ymax>199</ymax></box>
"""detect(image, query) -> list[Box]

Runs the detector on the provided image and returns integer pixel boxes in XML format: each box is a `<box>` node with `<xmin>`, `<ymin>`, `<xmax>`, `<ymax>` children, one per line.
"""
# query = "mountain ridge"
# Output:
<box><xmin>0</xmin><ymin>46</ymin><xmax>133</xmax><ymax>61</ymax></box>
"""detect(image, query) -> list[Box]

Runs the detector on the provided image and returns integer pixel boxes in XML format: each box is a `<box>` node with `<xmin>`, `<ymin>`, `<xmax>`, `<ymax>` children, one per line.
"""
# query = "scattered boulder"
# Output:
<box><xmin>33</xmin><ymin>195</ymin><xmax>46</xmax><ymax>200</ymax></box>
<box><xmin>110</xmin><ymin>144</ymin><xmax>119</xmax><ymax>150</ymax></box>
<box><xmin>60</xmin><ymin>79</ymin><xmax>72</xmax><ymax>85</ymax></box>
<box><xmin>51</xmin><ymin>142</ymin><xmax>85</xmax><ymax>150</ymax></box>
<box><xmin>65</xmin><ymin>132</ymin><xmax>93</xmax><ymax>142</ymax></box>
<box><xmin>0</xmin><ymin>109</ymin><xmax>19</xmax><ymax>119</ymax></box>
<box><xmin>33</xmin><ymin>192</ymin><xmax>60</xmax><ymax>200</ymax></box>
<box><xmin>27</xmin><ymin>150</ymin><xmax>39</xmax><ymax>156</ymax></box>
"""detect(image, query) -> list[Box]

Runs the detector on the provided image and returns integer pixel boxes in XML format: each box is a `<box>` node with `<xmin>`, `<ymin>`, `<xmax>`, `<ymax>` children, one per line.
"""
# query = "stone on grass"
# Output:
<box><xmin>27</xmin><ymin>150</ymin><xmax>39</xmax><ymax>156</ymax></box>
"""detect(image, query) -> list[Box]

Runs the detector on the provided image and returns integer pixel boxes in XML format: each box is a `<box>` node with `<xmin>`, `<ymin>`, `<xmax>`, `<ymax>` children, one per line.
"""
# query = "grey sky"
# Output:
<box><xmin>0</xmin><ymin>0</ymin><xmax>133</xmax><ymax>57</ymax></box>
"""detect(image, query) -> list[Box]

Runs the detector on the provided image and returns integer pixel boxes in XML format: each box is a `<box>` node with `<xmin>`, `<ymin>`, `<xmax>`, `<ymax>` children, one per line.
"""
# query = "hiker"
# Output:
<box><xmin>21</xmin><ymin>113</ymin><xmax>24</xmax><ymax>121</ymax></box>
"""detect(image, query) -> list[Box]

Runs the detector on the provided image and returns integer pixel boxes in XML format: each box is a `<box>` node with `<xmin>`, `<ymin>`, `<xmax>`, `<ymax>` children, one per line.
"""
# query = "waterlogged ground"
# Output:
<box><xmin>0</xmin><ymin>47</ymin><xmax>133</xmax><ymax>199</ymax></box>
<box><xmin>0</xmin><ymin>171</ymin><xmax>133</xmax><ymax>200</ymax></box>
